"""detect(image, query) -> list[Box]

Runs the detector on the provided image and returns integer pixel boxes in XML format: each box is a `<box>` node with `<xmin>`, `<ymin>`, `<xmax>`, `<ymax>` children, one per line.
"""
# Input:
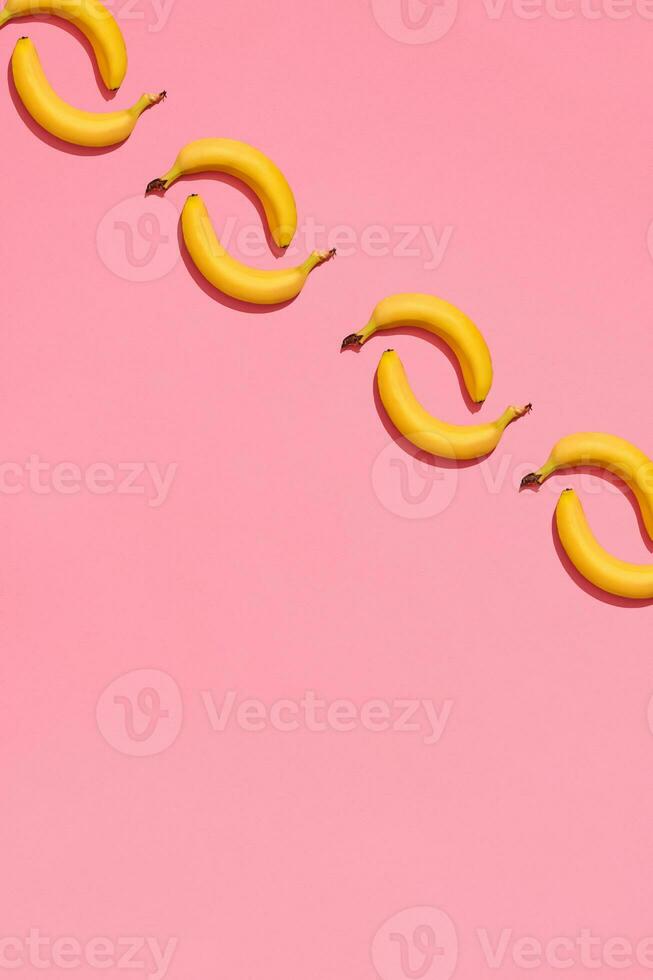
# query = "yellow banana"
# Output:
<box><xmin>0</xmin><ymin>0</ymin><xmax>127</xmax><ymax>90</ymax></box>
<box><xmin>181</xmin><ymin>194</ymin><xmax>334</xmax><ymax>305</ymax></box>
<box><xmin>11</xmin><ymin>37</ymin><xmax>164</xmax><ymax>147</ymax></box>
<box><xmin>342</xmin><ymin>293</ymin><xmax>493</xmax><ymax>403</ymax></box>
<box><xmin>146</xmin><ymin>138</ymin><xmax>297</xmax><ymax>249</ymax></box>
<box><xmin>377</xmin><ymin>349</ymin><xmax>530</xmax><ymax>460</ymax></box>
<box><xmin>521</xmin><ymin>432</ymin><xmax>653</xmax><ymax>539</ymax></box>
<box><xmin>556</xmin><ymin>489</ymin><xmax>653</xmax><ymax>599</ymax></box>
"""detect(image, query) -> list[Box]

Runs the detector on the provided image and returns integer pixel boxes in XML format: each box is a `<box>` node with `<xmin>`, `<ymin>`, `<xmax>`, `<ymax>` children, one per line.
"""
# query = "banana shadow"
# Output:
<box><xmin>372</xmin><ymin>372</ymin><xmax>489</xmax><ymax>471</ymax></box>
<box><xmin>521</xmin><ymin>465</ymin><xmax>653</xmax><ymax>555</ymax></box>
<box><xmin>146</xmin><ymin>171</ymin><xmax>286</xmax><ymax>260</ymax></box>
<box><xmin>176</xmin><ymin>219</ymin><xmax>296</xmax><ymax>315</ymax></box>
<box><xmin>6</xmin><ymin>60</ymin><xmax>125</xmax><ymax>156</ymax></box>
<box><xmin>343</xmin><ymin>325</ymin><xmax>483</xmax><ymax>416</ymax></box>
<box><xmin>550</xmin><ymin>511</ymin><xmax>653</xmax><ymax>608</ymax></box>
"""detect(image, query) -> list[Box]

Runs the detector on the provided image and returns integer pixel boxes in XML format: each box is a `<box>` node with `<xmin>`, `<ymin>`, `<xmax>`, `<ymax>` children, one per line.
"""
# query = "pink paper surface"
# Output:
<box><xmin>2</xmin><ymin>1</ymin><xmax>653</xmax><ymax>977</ymax></box>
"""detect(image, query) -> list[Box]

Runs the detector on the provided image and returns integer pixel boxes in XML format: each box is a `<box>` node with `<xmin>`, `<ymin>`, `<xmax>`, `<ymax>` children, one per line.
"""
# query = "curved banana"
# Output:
<box><xmin>11</xmin><ymin>37</ymin><xmax>164</xmax><ymax>147</ymax></box>
<box><xmin>342</xmin><ymin>293</ymin><xmax>493</xmax><ymax>403</ymax></box>
<box><xmin>377</xmin><ymin>349</ymin><xmax>530</xmax><ymax>460</ymax></box>
<box><xmin>146</xmin><ymin>138</ymin><xmax>297</xmax><ymax>249</ymax></box>
<box><xmin>521</xmin><ymin>432</ymin><xmax>653</xmax><ymax>539</ymax></box>
<box><xmin>181</xmin><ymin>194</ymin><xmax>334</xmax><ymax>305</ymax></box>
<box><xmin>0</xmin><ymin>0</ymin><xmax>127</xmax><ymax>90</ymax></box>
<box><xmin>556</xmin><ymin>489</ymin><xmax>653</xmax><ymax>599</ymax></box>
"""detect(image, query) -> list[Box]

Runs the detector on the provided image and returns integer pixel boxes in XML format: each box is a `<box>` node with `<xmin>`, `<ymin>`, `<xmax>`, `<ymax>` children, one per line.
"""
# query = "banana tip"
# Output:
<box><xmin>341</xmin><ymin>332</ymin><xmax>362</xmax><ymax>350</ymax></box>
<box><xmin>520</xmin><ymin>472</ymin><xmax>541</xmax><ymax>489</ymax></box>
<box><xmin>313</xmin><ymin>247</ymin><xmax>336</xmax><ymax>268</ymax></box>
<box><xmin>146</xmin><ymin>177</ymin><xmax>166</xmax><ymax>194</ymax></box>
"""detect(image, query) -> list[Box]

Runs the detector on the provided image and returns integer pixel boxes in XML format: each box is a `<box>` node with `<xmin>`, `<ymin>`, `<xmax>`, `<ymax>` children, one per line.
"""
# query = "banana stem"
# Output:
<box><xmin>146</xmin><ymin>167</ymin><xmax>177</xmax><ymax>194</ymax></box>
<box><xmin>0</xmin><ymin>9</ymin><xmax>11</xmax><ymax>27</ymax></box>
<box><xmin>520</xmin><ymin>472</ymin><xmax>542</xmax><ymax>487</ymax></box>
<box><xmin>341</xmin><ymin>318</ymin><xmax>377</xmax><ymax>350</ymax></box>
<box><xmin>520</xmin><ymin>457</ymin><xmax>555</xmax><ymax>489</ymax></box>
<box><xmin>497</xmin><ymin>403</ymin><xmax>532</xmax><ymax>431</ymax></box>
<box><xmin>134</xmin><ymin>91</ymin><xmax>166</xmax><ymax>117</ymax></box>
<box><xmin>300</xmin><ymin>248</ymin><xmax>336</xmax><ymax>275</ymax></box>
<box><xmin>146</xmin><ymin>177</ymin><xmax>168</xmax><ymax>193</ymax></box>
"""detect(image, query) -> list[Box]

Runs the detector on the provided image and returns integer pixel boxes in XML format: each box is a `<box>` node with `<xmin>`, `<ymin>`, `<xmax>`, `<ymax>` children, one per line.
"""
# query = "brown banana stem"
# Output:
<box><xmin>341</xmin><ymin>333</ymin><xmax>363</xmax><ymax>350</ymax></box>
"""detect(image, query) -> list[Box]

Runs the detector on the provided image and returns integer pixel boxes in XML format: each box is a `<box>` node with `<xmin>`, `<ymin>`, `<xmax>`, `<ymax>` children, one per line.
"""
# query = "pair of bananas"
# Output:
<box><xmin>1</xmin><ymin>0</ymin><xmax>335</xmax><ymax>303</ymax></box>
<box><xmin>342</xmin><ymin>293</ymin><xmax>531</xmax><ymax>459</ymax></box>
<box><xmin>522</xmin><ymin>437</ymin><xmax>653</xmax><ymax>601</ymax></box>
<box><xmin>344</xmin><ymin>295</ymin><xmax>653</xmax><ymax>601</ymax></box>
<box><xmin>1</xmin><ymin>0</ymin><xmax>164</xmax><ymax>145</ymax></box>
<box><xmin>147</xmin><ymin>140</ymin><xmax>335</xmax><ymax>305</ymax></box>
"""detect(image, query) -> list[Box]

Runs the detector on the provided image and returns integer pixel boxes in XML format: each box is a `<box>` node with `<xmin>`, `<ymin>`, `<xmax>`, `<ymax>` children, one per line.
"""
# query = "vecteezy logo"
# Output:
<box><xmin>96</xmin><ymin>669</ymin><xmax>183</xmax><ymax>756</ymax></box>
<box><xmin>372</xmin><ymin>907</ymin><xmax>458</xmax><ymax>980</ymax></box>
<box><xmin>96</xmin><ymin>195</ymin><xmax>179</xmax><ymax>282</ymax></box>
<box><xmin>647</xmin><ymin>692</ymin><xmax>653</xmax><ymax>736</ymax></box>
<box><xmin>646</xmin><ymin>220</ymin><xmax>653</xmax><ymax>265</ymax></box>
<box><xmin>370</xmin><ymin>0</ymin><xmax>458</xmax><ymax>44</ymax></box>
<box><xmin>371</xmin><ymin>439</ymin><xmax>458</xmax><ymax>519</ymax></box>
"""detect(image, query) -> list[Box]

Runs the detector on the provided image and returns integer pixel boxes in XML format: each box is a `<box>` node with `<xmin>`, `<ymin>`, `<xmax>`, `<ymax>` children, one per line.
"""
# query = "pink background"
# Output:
<box><xmin>2</xmin><ymin>0</ymin><xmax>653</xmax><ymax>977</ymax></box>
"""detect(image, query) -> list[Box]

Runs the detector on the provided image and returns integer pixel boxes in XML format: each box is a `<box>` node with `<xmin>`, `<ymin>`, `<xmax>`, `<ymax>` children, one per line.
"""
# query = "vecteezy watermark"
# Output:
<box><xmin>371</xmin><ymin>442</ymin><xmax>631</xmax><ymax>520</ymax></box>
<box><xmin>480</xmin><ymin>0</ymin><xmax>653</xmax><ymax>20</ymax></box>
<box><xmin>371</xmin><ymin>0</ymin><xmax>460</xmax><ymax>44</ymax></box>
<box><xmin>25</xmin><ymin>0</ymin><xmax>177</xmax><ymax>32</ymax></box>
<box><xmin>97</xmin><ymin>196</ymin><xmax>180</xmax><ymax>282</ymax></box>
<box><xmin>0</xmin><ymin>457</ymin><xmax>177</xmax><ymax>508</ymax></box>
<box><xmin>645</xmin><ymin>691</ymin><xmax>653</xmax><ymax>736</ymax></box>
<box><xmin>372</xmin><ymin>907</ymin><xmax>459</xmax><ymax>980</ymax></box>
<box><xmin>646</xmin><ymin>220</ymin><xmax>653</xmax><ymax>265</ymax></box>
<box><xmin>371</xmin><ymin>0</ymin><xmax>653</xmax><ymax>44</ymax></box>
<box><xmin>372</xmin><ymin>908</ymin><xmax>653</xmax><ymax>976</ymax></box>
<box><xmin>0</xmin><ymin>931</ymin><xmax>178</xmax><ymax>979</ymax></box>
<box><xmin>96</xmin><ymin>669</ymin><xmax>184</xmax><ymax>756</ymax></box>
<box><xmin>96</xmin><ymin>671</ymin><xmax>454</xmax><ymax>756</ymax></box>
<box><xmin>201</xmin><ymin>690</ymin><xmax>453</xmax><ymax>745</ymax></box>
<box><xmin>476</xmin><ymin>928</ymin><xmax>653</xmax><ymax>970</ymax></box>
<box><xmin>106</xmin><ymin>0</ymin><xmax>176</xmax><ymax>32</ymax></box>
<box><xmin>97</xmin><ymin>195</ymin><xmax>454</xmax><ymax>280</ymax></box>
<box><xmin>249</xmin><ymin>218</ymin><xmax>454</xmax><ymax>272</ymax></box>
<box><xmin>372</xmin><ymin>439</ymin><xmax>459</xmax><ymax>520</ymax></box>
